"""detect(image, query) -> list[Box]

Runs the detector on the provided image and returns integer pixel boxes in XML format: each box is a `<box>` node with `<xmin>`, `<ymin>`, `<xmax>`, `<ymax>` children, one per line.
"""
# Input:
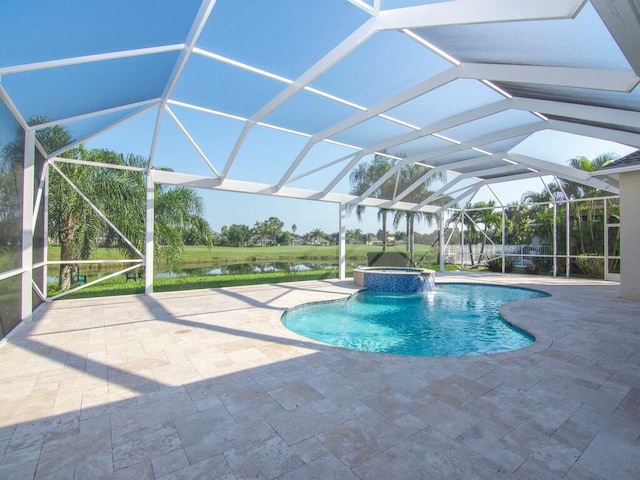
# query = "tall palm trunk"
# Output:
<box><xmin>408</xmin><ymin>213</ymin><xmax>415</xmax><ymax>266</ymax></box>
<box><xmin>478</xmin><ymin>227</ymin><xmax>488</xmax><ymax>264</ymax></box>
<box><xmin>58</xmin><ymin>229</ymin><xmax>73</xmax><ymax>291</ymax></box>
<box><xmin>381</xmin><ymin>210</ymin><xmax>388</xmax><ymax>251</ymax></box>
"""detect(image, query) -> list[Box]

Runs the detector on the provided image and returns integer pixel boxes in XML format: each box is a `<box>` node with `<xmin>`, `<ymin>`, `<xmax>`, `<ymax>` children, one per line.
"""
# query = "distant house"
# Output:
<box><xmin>290</xmin><ymin>235</ymin><xmax>305</xmax><ymax>245</ymax></box>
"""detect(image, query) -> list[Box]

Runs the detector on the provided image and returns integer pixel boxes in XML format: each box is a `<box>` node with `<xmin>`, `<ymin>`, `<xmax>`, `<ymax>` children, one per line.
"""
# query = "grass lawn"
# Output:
<box><xmin>48</xmin><ymin>243</ymin><xmax>437</xmax><ymax>265</ymax></box>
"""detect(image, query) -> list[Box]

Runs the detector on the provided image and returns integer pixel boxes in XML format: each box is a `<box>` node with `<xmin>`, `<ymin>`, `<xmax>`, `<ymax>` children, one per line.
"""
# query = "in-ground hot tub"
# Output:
<box><xmin>353</xmin><ymin>267</ymin><xmax>435</xmax><ymax>293</ymax></box>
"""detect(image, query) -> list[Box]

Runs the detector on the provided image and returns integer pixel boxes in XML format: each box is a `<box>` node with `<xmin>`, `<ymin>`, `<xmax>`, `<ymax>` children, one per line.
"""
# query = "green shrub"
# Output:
<box><xmin>574</xmin><ymin>255</ymin><xmax>604</xmax><ymax>278</ymax></box>
<box><xmin>487</xmin><ymin>257</ymin><xmax>514</xmax><ymax>273</ymax></box>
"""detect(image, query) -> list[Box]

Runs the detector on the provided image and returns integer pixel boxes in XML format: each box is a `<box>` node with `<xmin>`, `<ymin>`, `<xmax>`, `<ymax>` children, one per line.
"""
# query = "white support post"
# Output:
<box><xmin>145</xmin><ymin>171</ymin><xmax>155</xmax><ymax>295</ymax></box>
<box><xmin>460</xmin><ymin>208</ymin><xmax>465</xmax><ymax>269</ymax></box>
<box><xmin>21</xmin><ymin>130</ymin><xmax>35</xmax><ymax>321</ymax></box>
<box><xmin>42</xmin><ymin>161</ymin><xmax>49</xmax><ymax>297</ymax></box>
<box><xmin>439</xmin><ymin>212</ymin><xmax>445</xmax><ymax>272</ymax></box>
<box><xmin>553</xmin><ymin>202</ymin><xmax>558</xmax><ymax>277</ymax></box>
<box><xmin>501</xmin><ymin>207</ymin><xmax>506</xmax><ymax>274</ymax></box>
<box><xmin>339</xmin><ymin>203</ymin><xmax>346</xmax><ymax>280</ymax></box>
<box><xmin>566</xmin><ymin>201</ymin><xmax>571</xmax><ymax>278</ymax></box>
<box><xmin>603</xmin><ymin>199</ymin><xmax>609</xmax><ymax>279</ymax></box>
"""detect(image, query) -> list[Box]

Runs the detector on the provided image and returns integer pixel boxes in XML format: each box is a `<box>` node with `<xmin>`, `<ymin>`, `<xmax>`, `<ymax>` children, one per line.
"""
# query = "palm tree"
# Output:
<box><xmin>38</xmin><ymin>130</ymin><xmax>213</xmax><ymax>289</ymax></box>
<box><xmin>153</xmin><ymin>181</ymin><xmax>214</xmax><ymax>267</ymax></box>
<box><xmin>470</xmin><ymin>201</ymin><xmax>501</xmax><ymax>263</ymax></box>
<box><xmin>563</xmin><ymin>153</ymin><xmax>618</xmax><ymax>254</ymax></box>
<box><xmin>47</xmin><ymin>146</ymin><xmax>149</xmax><ymax>289</ymax></box>
<box><xmin>392</xmin><ymin>163</ymin><xmax>447</xmax><ymax>265</ymax></box>
<box><xmin>448</xmin><ymin>207</ymin><xmax>480</xmax><ymax>266</ymax></box>
<box><xmin>348</xmin><ymin>154</ymin><xmax>396</xmax><ymax>251</ymax></box>
<box><xmin>531</xmin><ymin>153</ymin><xmax>619</xmax><ymax>255</ymax></box>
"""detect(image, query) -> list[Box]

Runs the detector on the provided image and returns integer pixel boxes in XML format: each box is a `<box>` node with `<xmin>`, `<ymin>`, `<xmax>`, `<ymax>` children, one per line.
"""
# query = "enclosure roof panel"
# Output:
<box><xmin>3</xmin><ymin>0</ymin><xmax>638</xmax><ymax>212</ymax></box>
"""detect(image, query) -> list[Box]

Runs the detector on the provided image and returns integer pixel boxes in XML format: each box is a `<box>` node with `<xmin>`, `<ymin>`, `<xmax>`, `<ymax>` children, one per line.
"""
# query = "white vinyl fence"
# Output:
<box><xmin>445</xmin><ymin>244</ymin><xmax>552</xmax><ymax>267</ymax></box>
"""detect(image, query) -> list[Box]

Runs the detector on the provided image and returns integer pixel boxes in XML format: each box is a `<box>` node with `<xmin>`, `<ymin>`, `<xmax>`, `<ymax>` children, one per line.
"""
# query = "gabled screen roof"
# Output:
<box><xmin>2</xmin><ymin>0</ymin><xmax>639</xmax><ymax>212</ymax></box>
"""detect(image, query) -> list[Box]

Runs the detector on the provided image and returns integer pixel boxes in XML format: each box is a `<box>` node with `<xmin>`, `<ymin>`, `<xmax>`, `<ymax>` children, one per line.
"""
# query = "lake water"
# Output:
<box><xmin>48</xmin><ymin>261</ymin><xmax>340</xmax><ymax>283</ymax></box>
<box><xmin>154</xmin><ymin>262</ymin><xmax>338</xmax><ymax>278</ymax></box>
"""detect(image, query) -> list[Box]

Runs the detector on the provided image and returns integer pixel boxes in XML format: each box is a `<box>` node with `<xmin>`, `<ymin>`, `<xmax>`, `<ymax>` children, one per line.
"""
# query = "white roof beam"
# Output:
<box><xmin>411</xmin><ymin>163</ymin><xmax>521</xmax><ymax>211</ymax></box>
<box><xmin>363</xmin><ymin>100</ymin><xmax>511</xmax><ymax>157</ymax></box>
<box><xmin>219</xmin><ymin>121</ymin><xmax>256</xmax><ymax>180</ymax></box>
<box><xmin>504</xmin><ymin>152</ymin><xmax>592</xmax><ymax>181</ymax></box>
<box><xmin>151</xmin><ymin>169</ymin><xmax>438</xmax><ymax>212</ymax></box>
<box><xmin>0</xmin><ymin>44</ymin><xmax>185</xmax><ymax>76</ymax></box>
<box><xmin>47</xmin><ymin>103</ymin><xmax>158</xmax><ymax>159</ymax></box>
<box><xmin>548</xmin><ymin>119</ymin><xmax>640</xmax><ymax>148</ymax></box>
<box><xmin>477</xmin><ymin>171</ymin><xmax>544</xmax><ymax>188</ymax></box>
<box><xmin>362</xmin><ymin>196</ymin><xmax>439</xmax><ymax>213</ymax></box>
<box><xmin>402</xmin><ymin>122</ymin><xmax>544</xmax><ymax>166</ymax></box>
<box><xmin>465</xmin><ymin>163</ymin><xmax>523</xmax><ymax>180</ymax></box>
<box><xmin>340</xmin><ymin>100</ymin><xmax>512</xmax><ymax>199</ymax></box>
<box><xmin>591</xmin><ymin>0</ymin><xmax>640</xmax><ymax>75</ymax></box>
<box><xmin>435</xmin><ymin>184</ymin><xmax>483</xmax><ymax>213</ymax></box>
<box><xmin>149</xmin><ymin>0</ymin><xmax>218</xmax><ymax>173</ymax></box>
<box><xmin>460</xmin><ymin>63</ymin><xmax>639</xmax><ymax>92</ymax></box>
<box><xmin>160</xmin><ymin>1</ymin><xmax>217</xmax><ymax>102</ymax></box>
<box><xmin>320</xmin><ymin>152</ymin><xmax>366</xmax><ymax>197</ymax></box>
<box><xmin>250</xmin><ymin>18</ymin><xmax>379</xmax><ymax>123</ymax></box>
<box><xmin>552</xmin><ymin>121</ymin><xmax>640</xmax><ymax>149</ymax></box>
<box><xmin>273</xmin><ymin>67</ymin><xmax>459</xmax><ymax>191</ymax></box>
<box><xmin>287</xmin><ymin>152</ymin><xmax>357</xmax><ymax>185</ymax></box>
<box><xmin>505</xmin><ymin>152</ymin><xmax>619</xmax><ymax>193</ymax></box>
<box><xmin>164</xmin><ymin>105</ymin><xmax>220</xmax><ymax>177</ymax></box>
<box><xmin>29</xmin><ymin>98</ymin><xmax>160</xmax><ymax>130</ymax></box>
<box><xmin>386</xmin><ymin>155</ymin><xmax>507</xmax><ymax>209</ymax></box>
<box><xmin>378</xmin><ymin>0</ymin><xmax>584</xmax><ymax>30</ymax></box>
<box><xmin>351</xmin><ymin>165</ymin><xmax>401</xmax><ymax>204</ymax></box>
<box><xmin>312</xmin><ymin>67</ymin><xmax>458</xmax><ymax>142</ymax></box>
<box><xmin>221</xmin><ymin>17</ymin><xmax>380</xmax><ymax>181</ymax></box>
<box><xmin>512</xmin><ymin>97</ymin><xmax>640</xmax><ymax>130</ymax></box>
<box><xmin>388</xmin><ymin>168</ymin><xmax>442</xmax><ymax>205</ymax></box>
<box><xmin>411</xmin><ymin>176</ymin><xmax>466</xmax><ymax>211</ymax></box>
<box><xmin>347</xmin><ymin>0</ymin><xmax>378</xmax><ymax>15</ymax></box>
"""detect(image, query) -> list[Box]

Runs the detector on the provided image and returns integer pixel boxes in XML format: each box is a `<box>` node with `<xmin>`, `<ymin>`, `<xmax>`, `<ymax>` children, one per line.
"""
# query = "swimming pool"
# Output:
<box><xmin>281</xmin><ymin>283</ymin><xmax>548</xmax><ymax>356</ymax></box>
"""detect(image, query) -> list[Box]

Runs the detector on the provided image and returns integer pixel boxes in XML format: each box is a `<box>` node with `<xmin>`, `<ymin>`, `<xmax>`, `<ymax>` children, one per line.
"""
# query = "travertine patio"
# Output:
<box><xmin>1</xmin><ymin>273</ymin><xmax>639</xmax><ymax>479</ymax></box>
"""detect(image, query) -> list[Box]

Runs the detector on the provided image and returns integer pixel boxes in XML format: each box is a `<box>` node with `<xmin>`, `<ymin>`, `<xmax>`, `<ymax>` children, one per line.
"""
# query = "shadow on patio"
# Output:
<box><xmin>1</xmin><ymin>277</ymin><xmax>639</xmax><ymax>479</ymax></box>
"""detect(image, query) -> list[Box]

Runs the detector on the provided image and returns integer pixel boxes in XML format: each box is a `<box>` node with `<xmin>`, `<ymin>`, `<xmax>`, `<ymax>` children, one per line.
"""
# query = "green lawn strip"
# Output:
<box><xmin>49</xmin><ymin>269</ymin><xmax>345</xmax><ymax>299</ymax></box>
<box><xmin>47</xmin><ymin>244</ymin><xmax>436</xmax><ymax>265</ymax></box>
<box><xmin>154</xmin><ymin>269</ymin><xmax>341</xmax><ymax>292</ymax></box>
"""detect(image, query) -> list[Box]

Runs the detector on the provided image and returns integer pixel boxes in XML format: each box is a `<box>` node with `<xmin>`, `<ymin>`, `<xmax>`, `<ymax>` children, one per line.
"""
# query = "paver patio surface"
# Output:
<box><xmin>0</xmin><ymin>273</ymin><xmax>638</xmax><ymax>479</ymax></box>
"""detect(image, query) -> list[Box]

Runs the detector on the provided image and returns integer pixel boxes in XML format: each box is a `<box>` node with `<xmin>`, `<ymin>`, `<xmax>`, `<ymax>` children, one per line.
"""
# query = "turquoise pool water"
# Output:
<box><xmin>282</xmin><ymin>283</ymin><xmax>548</xmax><ymax>356</ymax></box>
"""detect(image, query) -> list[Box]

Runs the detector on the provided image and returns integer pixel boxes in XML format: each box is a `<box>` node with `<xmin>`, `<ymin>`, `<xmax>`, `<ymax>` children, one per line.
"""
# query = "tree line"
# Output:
<box><xmin>214</xmin><ymin>222</ymin><xmax>440</xmax><ymax>248</ymax></box>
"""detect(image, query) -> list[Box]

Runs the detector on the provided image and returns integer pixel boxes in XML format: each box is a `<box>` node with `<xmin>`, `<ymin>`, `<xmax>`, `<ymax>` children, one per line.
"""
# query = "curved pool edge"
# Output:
<box><xmin>434</xmin><ymin>281</ymin><xmax>555</xmax><ymax>359</ymax></box>
<box><xmin>281</xmin><ymin>282</ymin><xmax>549</xmax><ymax>357</ymax></box>
<box><xmin>497</xmin><ymin>292</ymin><xmax>554</xmax><ymax>357</ymax></box>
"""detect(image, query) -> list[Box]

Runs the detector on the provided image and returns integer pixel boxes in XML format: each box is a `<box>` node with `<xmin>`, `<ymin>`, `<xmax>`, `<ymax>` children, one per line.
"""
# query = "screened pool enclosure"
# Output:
<box><xmin>1</xmin><ymin>0</ymin><xmax>639</xmax><ymax>340</ymax></box>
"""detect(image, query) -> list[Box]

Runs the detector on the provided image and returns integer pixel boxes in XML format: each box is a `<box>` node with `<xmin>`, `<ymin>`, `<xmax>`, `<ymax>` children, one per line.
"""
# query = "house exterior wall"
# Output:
<box><xmin>620</xmin><ymin>171</ymin><xmax>640</xmax><ymax>300</ymax></box>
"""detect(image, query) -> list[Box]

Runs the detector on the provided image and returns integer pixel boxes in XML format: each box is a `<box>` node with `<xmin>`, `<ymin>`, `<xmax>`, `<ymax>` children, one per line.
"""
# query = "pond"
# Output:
<box><xmin>48</xmin><ymin>261</ymin><xmax>339</xmax><ymax>283</ymax></box>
